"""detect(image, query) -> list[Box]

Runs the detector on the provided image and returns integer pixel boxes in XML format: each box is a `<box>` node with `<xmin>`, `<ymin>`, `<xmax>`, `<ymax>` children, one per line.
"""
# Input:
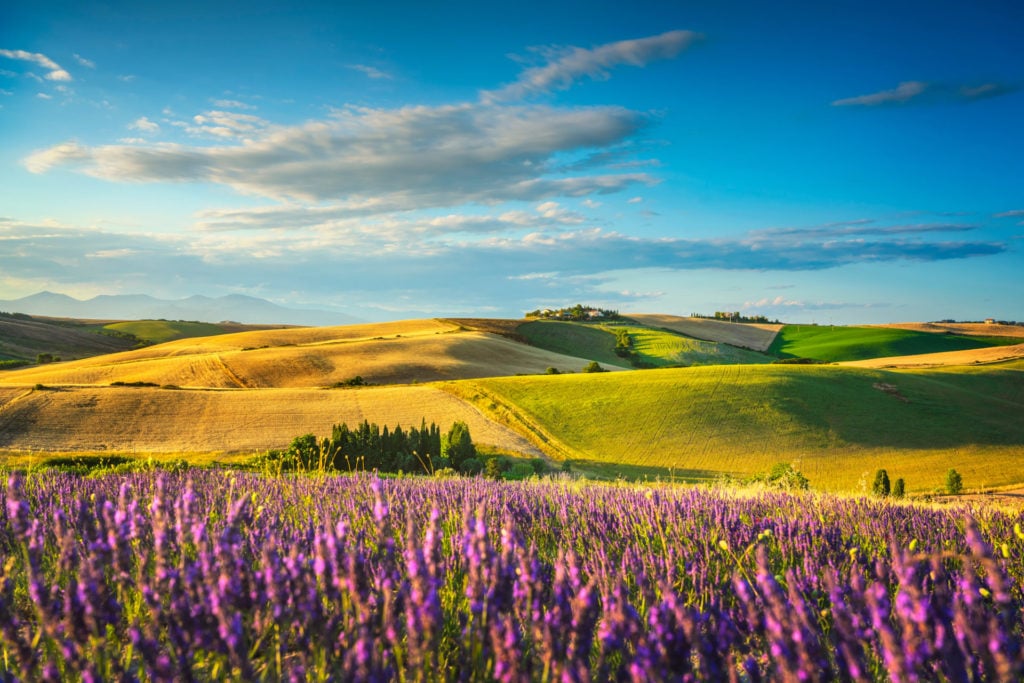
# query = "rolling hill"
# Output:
<box><xmin>0</xmin><ymin>384</ymin><xmax>541</xmax><ymax>458</ymax></box>
<box><xmin>457</xmin><ymin>359</ymin><xmax>1024</xmax><ymax>491</ymax></box>
<box><xmin>0</xmin><ymin>314</ymin><xmax>139</xmax><ymax>362</ymax></box>
<box><xmin>625</xmin><ymin>314</ymin><xmax>782</xmax><ymax>351</ymax></box>
<box><xmin>3</xmin><ymin>314</ymin><xmax>1023</xmax><ymax>493</ymax></box>
<box><xmin>515</xmin><ymin>319</ymin><xmax>773</xmax><ymax>368</ymax></box>
<box><xmin>0</xmin><ymin>319</ymin><xmax>621</xmax><ymax>389</ymax></box>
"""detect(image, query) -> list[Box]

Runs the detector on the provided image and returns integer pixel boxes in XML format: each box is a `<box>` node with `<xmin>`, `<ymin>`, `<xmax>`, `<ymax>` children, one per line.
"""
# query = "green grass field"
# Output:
<box><xmin>457</xmin><ymin>359</ymin><xmax>1024</xmax><ymax>492</ymax></box>
<box><xmin>517</xmin><ymin>320</ymin><xmax>772</xmax><ymax>369</ymax></box>
<box><xmin>516</xmin><ymin>320</ymin><xmax>631</xmax><ymax>368</ymax></box>
<box><xmin>619</xmin><ymin>325</ymin><xmax>773</xmax><ymax>367</ymax></box>
<box><xmin>768</xmin><ymin>324</ymin><xmax>1020</xmax><ymax>362</ymax></box>
<box><xmin>101</xmin><ymin>320</ymin><xmax>231</xmax><ymax>344</ymax></box>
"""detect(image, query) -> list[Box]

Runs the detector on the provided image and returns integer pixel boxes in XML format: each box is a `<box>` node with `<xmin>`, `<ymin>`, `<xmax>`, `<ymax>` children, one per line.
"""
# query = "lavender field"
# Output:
<box><xmin>2</xmin><ymin>470</ymin><xmax>1023</xmax><ymax>681</ymax></box>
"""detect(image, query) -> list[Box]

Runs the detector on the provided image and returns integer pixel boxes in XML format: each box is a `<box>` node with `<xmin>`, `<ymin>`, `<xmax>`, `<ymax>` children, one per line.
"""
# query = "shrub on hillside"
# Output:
<box><xmin>756</xmin><ymin>462</ymin><xmax>810</xmax><ymax>490</ymax></box>
<box><xmin>946</xmin><ymin>468</ymin><xmax>964</xmax><ymax>495</ymax></box>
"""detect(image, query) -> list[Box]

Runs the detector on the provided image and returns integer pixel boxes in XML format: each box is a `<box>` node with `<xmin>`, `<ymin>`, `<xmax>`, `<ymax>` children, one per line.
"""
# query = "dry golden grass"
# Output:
<box><xmin>625</xmin><ymin>314</ymin><xmax>782</xmax><ymax>351</ymax></box>
<box><xmin>0</xmin><ymin>320</ymin><xmax>610</xmax><ymax>389</ymax></box>
<box><xmin>840</xmin><ymin>343</ymin><xmax>1024</xmax><ymax>368</ymax></box>
<box><xmin>0</xmin><ymin>384</ymin><xmax>542</xmax><ymax>456</ymax></box>
<box><xmin>869</xmin><ymin>322</ymin><xmax>1024</xmax><ymax>338</ymax></box>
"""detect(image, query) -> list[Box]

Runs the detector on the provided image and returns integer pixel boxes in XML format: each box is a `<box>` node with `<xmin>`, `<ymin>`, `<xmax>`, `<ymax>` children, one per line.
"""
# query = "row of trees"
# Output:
<box><xmin>525</xmin><ymin>305</ymin><xmax>621</xmax><ymax>321</ymax></box>
<box><xmin>872</xmin><ymin>468</ymin><xmax>964</xmax><ymax>497</ymax></box>
<box><xmin>265</xmin><ymin>419</ymin><xmax>480</xmax><ymax>475</ymax></box>
<box><xmin>692</xmin><ymin>312</ymin><xmax>780</xmax><ymax>324</ymax></box>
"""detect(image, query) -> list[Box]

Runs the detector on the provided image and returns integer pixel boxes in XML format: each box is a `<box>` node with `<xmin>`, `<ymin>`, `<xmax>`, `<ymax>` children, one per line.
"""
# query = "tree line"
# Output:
<box><xmin>262</xmin><ymin>419</ymin><xmax>481</xmax><ymax>475</ymax></box>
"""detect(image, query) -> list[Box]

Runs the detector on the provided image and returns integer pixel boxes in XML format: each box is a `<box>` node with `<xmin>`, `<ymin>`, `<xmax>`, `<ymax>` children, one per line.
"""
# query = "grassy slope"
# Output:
<box><xmin>102</xmin><ymin>320</ymin><xmax>235</xmax><ymax>344</ymax></box>
<box><xmin>0</xmin><ymin>316</ymin><xmax>137</xmax><ymax>361</ymax></box>
<box><xmin>516</xmin><ymin>321</ymin><xmax>631</xmax><ymax>368</ymax></box>
<box><xmin>626</xmin><ymin>314</ymin><xmax>782</xmax><ymax>351</ymax></box>
<box><xmin>622</xmin><ymin>325</ymin><xmax>772</xmax><ymax>367</ymax></box>
<box><xmin>517</xmin><ymin>320</ymin><xmax>771</xmax><ymax>368</ymax></box>
<box><xmin>768</xmin><ymin>325</ymin><xmax>1019</xmax><ymax>362</ymax></box>
<box><xmin>460</xmin><ymin>360</ymin><xmax>1024</xmax><ymax>491</ymax></box>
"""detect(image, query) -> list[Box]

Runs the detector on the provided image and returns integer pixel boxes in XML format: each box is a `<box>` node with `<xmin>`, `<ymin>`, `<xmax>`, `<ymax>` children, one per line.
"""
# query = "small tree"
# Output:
<box><xmin>484</xmin><ymin>458</ymin><xmax>503</xmax><ymax>480</ymax></box>
<box><xmin>892</xmin><ymin>478</ymin><xmax>905</xmax><ymax>499</ymax></box>
<box><xmin>442</xmin><ymin>421</ymin><xmax>476</xmax><ymax>472</ymax></box>
<box><xmin>872</xmin><ymin>469</ymin><xmax>891</xmax><ymax>497</ymax></box>
<box><xmin>945</xmin><ymin>468</ymin><xmax>964</xmax><ymax>495</ymax></box>
<box><xmin>582</xmin><ymin>361</ymin><xmax>606</xmax><ymax>373</ymax></box>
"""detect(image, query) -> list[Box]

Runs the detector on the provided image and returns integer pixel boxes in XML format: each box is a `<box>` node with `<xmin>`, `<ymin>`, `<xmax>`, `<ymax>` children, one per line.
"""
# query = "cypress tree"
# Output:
<box><xmin>872</xmin><ymin>469</ymin><xmax>891</xmax><ymax>497</ymax></box>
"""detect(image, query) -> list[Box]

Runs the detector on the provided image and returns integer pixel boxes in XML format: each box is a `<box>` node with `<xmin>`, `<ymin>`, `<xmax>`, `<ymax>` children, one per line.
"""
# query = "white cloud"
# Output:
<box><xmin>25</xmin><ymin>103</ymin><xmax>653</xmax><ymax>206</ymax></box>
<box><xmin>482</xmin><ymin>30</ymin><xmax>699</xmax><ymax>102</ymax></box>
<box><xmin>0</xmin><ymin>48</ymin><xmax>72</xmax><ymax>81</ymax></box>
<box><xmin>36</xmin><ymin>92</ymin><xmax>52</xmax><ymax>100</ymax></box>
<box><xmin>118</xmin><ymin>74</ymin><xmax>136</xmax><ymax>82</ymax></box>
<box><xmin>73</xmin><ymin>53</ymin><xmax>95</xmax><ymax>68</ymax></box>
<box><xmin>129</xmin><ymin>116</ymin><xmax>160</xmax><ymax>133</ymax></box>
<box><xmin>87</xmin><ymin>248</ymin><xmax>139</xmax><ymax>259</ymax></box>
<box><xmin>832</xmin><ymin>81</ymin><xmax>928</xmax><ymax>107</ymax></box>
<box><xmin>348</xmin><ymin>64</ymin><xmax>392</xmax><ymax>80</ymax></box>
<box><xmin>180</xmin><ymin>110</ymin><xmax>269</xmax><ymax>138</ymax></box>
<box><xmin>212</xmin><ymin>99</ymin><xmax>256</xmax><ymax>109</ymax></box>
<box><xmin>627</xmin><ymin>196</ymin><xmax>643</xmax><ymax>204</ymax></box>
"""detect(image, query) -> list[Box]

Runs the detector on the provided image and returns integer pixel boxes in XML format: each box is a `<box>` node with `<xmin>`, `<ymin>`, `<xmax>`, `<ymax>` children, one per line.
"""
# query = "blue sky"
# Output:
<box><xmin>1</xmin><ymin>0</ymin><xmax>1021</xmax><ymax>323</ymax></box>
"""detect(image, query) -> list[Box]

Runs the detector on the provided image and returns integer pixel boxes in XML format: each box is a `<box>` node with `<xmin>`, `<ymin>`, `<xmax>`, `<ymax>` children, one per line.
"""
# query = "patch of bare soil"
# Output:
<box><xmin>872</xmin><ymin>382</ymin><xmax>909</xmax><ymax>402</ymax></box>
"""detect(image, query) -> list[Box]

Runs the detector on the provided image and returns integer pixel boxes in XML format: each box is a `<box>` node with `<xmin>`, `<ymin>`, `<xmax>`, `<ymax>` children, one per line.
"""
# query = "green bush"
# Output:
<box><xmin>757</xmin><ymin>462</ymin><xmax>810</xmax><ymax>490</ymax></box>
<box><xmin>460</xmin><ymin>457</ymin><xmax>483</xmax><ymax>475</ymax></box>
<box><xmin>945</xmin><ymin>468</ymin><xmax>964</xmax><ymax>495</ymax></box>
<box><xmin>892</xmin><ymin>478</ymin><xmax>906</xmax><ymax>498</ymax></box>
<box><xmin>505</xmin><ymin>463</ymin><xmax>536</xmax><ymax>481</ymax></box>
<box><xmin>484</xmin><ymin>458</ymin><xmax>503</xmax><ymax>480</ymax></box>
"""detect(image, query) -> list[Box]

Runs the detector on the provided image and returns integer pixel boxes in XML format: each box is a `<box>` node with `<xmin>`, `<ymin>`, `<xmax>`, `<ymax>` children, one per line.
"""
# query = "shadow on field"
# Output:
<box><xmin>766</xmin><ymin>367</ymin><xmax>1024</xmax><ymax>449</ymax></box>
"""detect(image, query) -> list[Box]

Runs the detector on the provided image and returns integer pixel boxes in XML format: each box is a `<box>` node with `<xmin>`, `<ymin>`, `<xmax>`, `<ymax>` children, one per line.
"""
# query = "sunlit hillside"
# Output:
<box><xmin>458</xmin><ymin>359</ymin><xmax>1024</xmax><ymax>491</ymax></box>
<box><xmin>0</xmin><ymin>319</ymin><xmax>618</xmax><ymax>389</ymax></box>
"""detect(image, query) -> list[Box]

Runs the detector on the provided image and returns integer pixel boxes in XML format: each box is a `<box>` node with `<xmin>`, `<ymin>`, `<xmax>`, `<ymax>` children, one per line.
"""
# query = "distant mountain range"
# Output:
<box><xmin>0</xmin><ymin>292</ymin><xmax>361</xmax><ymax>326</ymax></box>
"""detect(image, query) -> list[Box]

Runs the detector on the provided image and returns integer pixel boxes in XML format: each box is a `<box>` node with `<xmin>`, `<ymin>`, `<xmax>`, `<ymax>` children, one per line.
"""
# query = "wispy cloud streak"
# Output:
<box><xmin>0</xmin><ymin>49</ymin><xmax>72</xmax><ymax>81</ymax></box>
<box><xmin>482</xmin><ymin>30</ymin><xmax>699</xmax><ymax>102</ymax></box>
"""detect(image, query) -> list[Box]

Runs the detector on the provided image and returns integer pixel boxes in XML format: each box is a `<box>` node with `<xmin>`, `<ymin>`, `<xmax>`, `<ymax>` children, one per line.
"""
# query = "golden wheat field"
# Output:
<box><xmin>625</xmin><ymin>314</ymin><xmax>782</xmax><ymax>351</ymax></box>
<box><xmin>869</xmin><ymin>322</ymin><xmax>1024</xmax><ymax>338</ymax></box>
<box><xmin>0</xmin><ymin>320</ymin><xmax>615</xmax><ymax>389</ymax></box>
<box><xmin>0</xmin><ymin>383</ymin><xmax>542</xmax><ymax>456</ymax></box>
<box><xmin>841</xmin><ymin>343</ymin><xmax>1024</xmax><ymax>368</ymax></box>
